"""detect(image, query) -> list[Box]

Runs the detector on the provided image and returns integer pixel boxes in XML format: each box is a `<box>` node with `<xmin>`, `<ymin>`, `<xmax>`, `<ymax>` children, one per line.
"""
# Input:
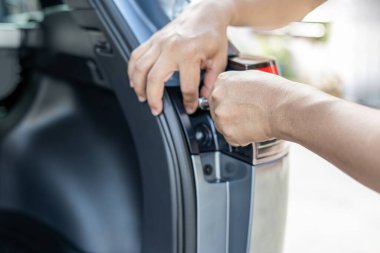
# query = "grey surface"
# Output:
<box><xmin>284</xmin><ymin>144</ymin><xmax>380</xmax><ymax>253</ymax></box>
<box><xmin>248</xmin><ymin>156</ymin><xmax>289</xmax><ymax>253</ymax></box>
<box><xmin>191</xmin><ymin>154</ymin><xmax>230</xmax><ymax>253</ymax></box>
<box><xmin>0</xmin><ymin>76</ymin><xmax>142</xmax><ymax>253</ymax></box>
<box><xmin>192</xmin><ymin>152</ymin><xmax>289</xmax><ymax>253</ymax></box>
<box><xmin>197</xmin><ymin>152</ymin><xmax>253</xmax><ymax>253</ymax></box>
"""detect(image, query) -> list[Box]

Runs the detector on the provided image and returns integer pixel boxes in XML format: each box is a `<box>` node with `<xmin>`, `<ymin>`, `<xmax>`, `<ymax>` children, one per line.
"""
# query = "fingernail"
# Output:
<box><xmin>138</xmin><ymin>96</ymin><xmax>146</xmax><ymax>102</ymax></box>
<box><xmin>164</xmin><ymin>72</ymin><xmax>174</xmax><ymax>82</ymax></box>
<box><xmin>151</xmin><ymin>108</ymin><xmax>160</xmax><ymax>116</ymax></box>
<box><xmin>130</xmin><ymin>81</ymin><xmax>134</xmax><ymax>88</ymax></box>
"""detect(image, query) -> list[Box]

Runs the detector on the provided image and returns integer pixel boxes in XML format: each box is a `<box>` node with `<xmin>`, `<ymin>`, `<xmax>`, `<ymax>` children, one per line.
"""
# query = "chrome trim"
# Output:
<box><xmin>248</xmin><ymin>156</ymin><xmax>289</xmax><ymax>253</ymax></box>
<box><xmin>253</xmin><ymin>140</ymin><xmax>289</xmax><ymax>165</ymax></box>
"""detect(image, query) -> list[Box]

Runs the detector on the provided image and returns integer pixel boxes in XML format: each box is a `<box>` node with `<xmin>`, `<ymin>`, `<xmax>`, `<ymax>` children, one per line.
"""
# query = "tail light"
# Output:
<box><xmin>227</xmin><ymin>54</ymin><xmax>279</xmax><ymax>75</ymax></box>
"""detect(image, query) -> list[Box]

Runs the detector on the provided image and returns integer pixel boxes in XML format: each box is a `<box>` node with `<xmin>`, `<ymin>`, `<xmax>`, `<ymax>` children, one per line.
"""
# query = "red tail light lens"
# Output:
<box><xmin>227</xmin><ymin>55</ymin><xmax>280</xmax><ymax>75</ymax></box>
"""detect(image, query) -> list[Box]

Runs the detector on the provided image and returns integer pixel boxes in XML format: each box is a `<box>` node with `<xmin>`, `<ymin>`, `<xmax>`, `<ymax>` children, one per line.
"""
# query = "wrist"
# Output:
<box><xmin>271</xmin><ymin>82</ymin><xmax>316</xmax><ymax>141</ymax></box>
<box><xmin>272</xmin><ymin>82</ymin><xmax>338</xmax><ymax>143</ymax></box>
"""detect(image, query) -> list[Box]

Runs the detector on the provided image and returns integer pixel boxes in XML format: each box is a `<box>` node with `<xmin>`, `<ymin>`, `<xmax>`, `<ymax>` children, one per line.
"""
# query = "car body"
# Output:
<box><xmin>0</xmin><ymin>1</ymin><xmax>289</xmax><ymax>252</ymax></box>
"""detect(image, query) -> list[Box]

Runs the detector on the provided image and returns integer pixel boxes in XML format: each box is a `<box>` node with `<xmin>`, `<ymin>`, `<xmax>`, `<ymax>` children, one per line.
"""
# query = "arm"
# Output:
<box><xmin>128</xmin><ymin>0</ymin><xmax>326</xmax><ymax>115</ymax></box>
<box><xmin>209</xmin><ymin>70</ymin><xmax>380</xmax><ymax>192</ymax></box>
<box><xmin>229</xmin><ymin>0</ymin><xmax>326</xmax><ymax>28</ymax></box>
<box><xmin>279</xmin><ymin>81</ymin><xmax>380</xmax><ymax>192</ymax></box>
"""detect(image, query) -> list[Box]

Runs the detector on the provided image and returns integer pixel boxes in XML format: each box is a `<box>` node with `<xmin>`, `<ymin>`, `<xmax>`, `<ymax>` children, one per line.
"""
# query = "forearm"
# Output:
<box><xmin>231</xmin><ymin>0</ymin><xmax>326</xmax><ymax>28</ymax></box>
<box><xmin>277</xmin><ymin>84</ymin><xmax>380</xmax><ymax>192</ymax></box>
<box><xmin>196</xmin><ymin>0</ymin><xmax>326</xmax><ymax>29</ymax></box>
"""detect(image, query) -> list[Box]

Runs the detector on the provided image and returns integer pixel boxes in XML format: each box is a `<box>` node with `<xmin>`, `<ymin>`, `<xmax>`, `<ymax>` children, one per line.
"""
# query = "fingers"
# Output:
<box><xmin>128</xmin><ymin>41</ymin><xmax>152</xmax><ymax>87</ymax></box>
<box><xmin>130</xmin><ymin>46</ymin><xmax>161</xmax><ymax>102</ymax></box>
<box><xmin>212</xmin><ymin>109</ymin><xmax>240</xmax><ymax>147</ymax></box>
<box><xmin>129</xmin><ymin>45</ymin><xmax>202</xmax><ymax>116</ymax></box>
<box><xmin>209</xmin><ymin>77</ymin><xmax>240</xmax><ymax>147</ymax></box>
<box><xmin>179</xmin><ymin>60</ymin><xmax>201</xmax><ymax>114</ymax></box>
<box><xmin>146</xmin><ymin>53</ymin><xmax>176</xmax><ymax>116</ymax></box>
<box><xmin>211</xmin><ymin>107</ymin><xmax>240</xmax><ymax>147</ymax></box>
<box><xmin>128</xmin><ymin>29</ymin><xmax>227</xmax><ymax>116</ymax></box>
<box><xmin>208</xmin><ymin>76</ymin><xmax>221</xmax><ymax>125</ymax></box>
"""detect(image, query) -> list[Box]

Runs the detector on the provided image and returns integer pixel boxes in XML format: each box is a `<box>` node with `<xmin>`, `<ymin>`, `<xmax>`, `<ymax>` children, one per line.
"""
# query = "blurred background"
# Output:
<box><xmin>229</xmin><ymin>0</ymin><xmax>380</xmax><ymax>107</ymax></box>
<box><xmin>0</xmin><ymin>0</ymin><xmax>379</xmax><ymax>252</ymax></box>
<box><xmin>229</xmin><ymin>0</ymin><xmax>380</xmax><ymax>252</ymax></box>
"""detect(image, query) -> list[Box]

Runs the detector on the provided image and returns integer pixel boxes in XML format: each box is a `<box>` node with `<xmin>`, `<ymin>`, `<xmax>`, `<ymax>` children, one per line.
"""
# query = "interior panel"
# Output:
<box><xmin>0</xmin><ymin>75</ymin><xmax>142</xmax><ymax>253</ymax></box>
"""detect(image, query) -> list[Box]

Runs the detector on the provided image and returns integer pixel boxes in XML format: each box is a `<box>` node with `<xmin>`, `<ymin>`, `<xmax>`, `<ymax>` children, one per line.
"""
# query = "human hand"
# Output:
<box><xmin>209</xmin><ymin>70</ymin><xmax>297</xmax><ymax>146</ymax></box>
<box><xmin>128</xmin><ymin>0</ymin><xmax>235</xmax><ymax>115</ymax></box>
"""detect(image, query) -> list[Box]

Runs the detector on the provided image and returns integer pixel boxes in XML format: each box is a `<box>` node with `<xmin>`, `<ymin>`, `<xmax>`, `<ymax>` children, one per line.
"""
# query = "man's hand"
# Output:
<box><xmin>127</xmin><ymin>0</ymin><xmax>326</xmax><ymax>116</ymax></box>
<box><xmin>209</xmin><ymin>70</ymin><xmax>295</xmax><ymax>146</ymax></box>
<box><xmin>210</xmin><ymin>70</ymin><xmax>380</xmax><ymax>192</ymax></box>
<box><xmin>128</xmin><ymin>1</ymin><xmax>234</xmax><ymax>115</ymax></box>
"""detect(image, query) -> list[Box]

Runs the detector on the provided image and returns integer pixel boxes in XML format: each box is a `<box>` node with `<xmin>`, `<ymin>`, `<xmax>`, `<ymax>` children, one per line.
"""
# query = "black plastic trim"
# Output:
<box><xmin>86</xmin><ymin>1</ymin><xmax>197</xmax><ymax>252</ymax></box>
<box><xmin>0</xmin><ymin>211</ymin><xmax>83</xmax><ymax>253</ymax></box>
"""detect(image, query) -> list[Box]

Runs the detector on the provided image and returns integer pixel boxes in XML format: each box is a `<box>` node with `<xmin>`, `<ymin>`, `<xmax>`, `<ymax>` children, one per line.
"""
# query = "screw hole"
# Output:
<box><xmin>203</xmin><ymin>164</ymin><xmax>213</xmax><ymax>176</ymax></box>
